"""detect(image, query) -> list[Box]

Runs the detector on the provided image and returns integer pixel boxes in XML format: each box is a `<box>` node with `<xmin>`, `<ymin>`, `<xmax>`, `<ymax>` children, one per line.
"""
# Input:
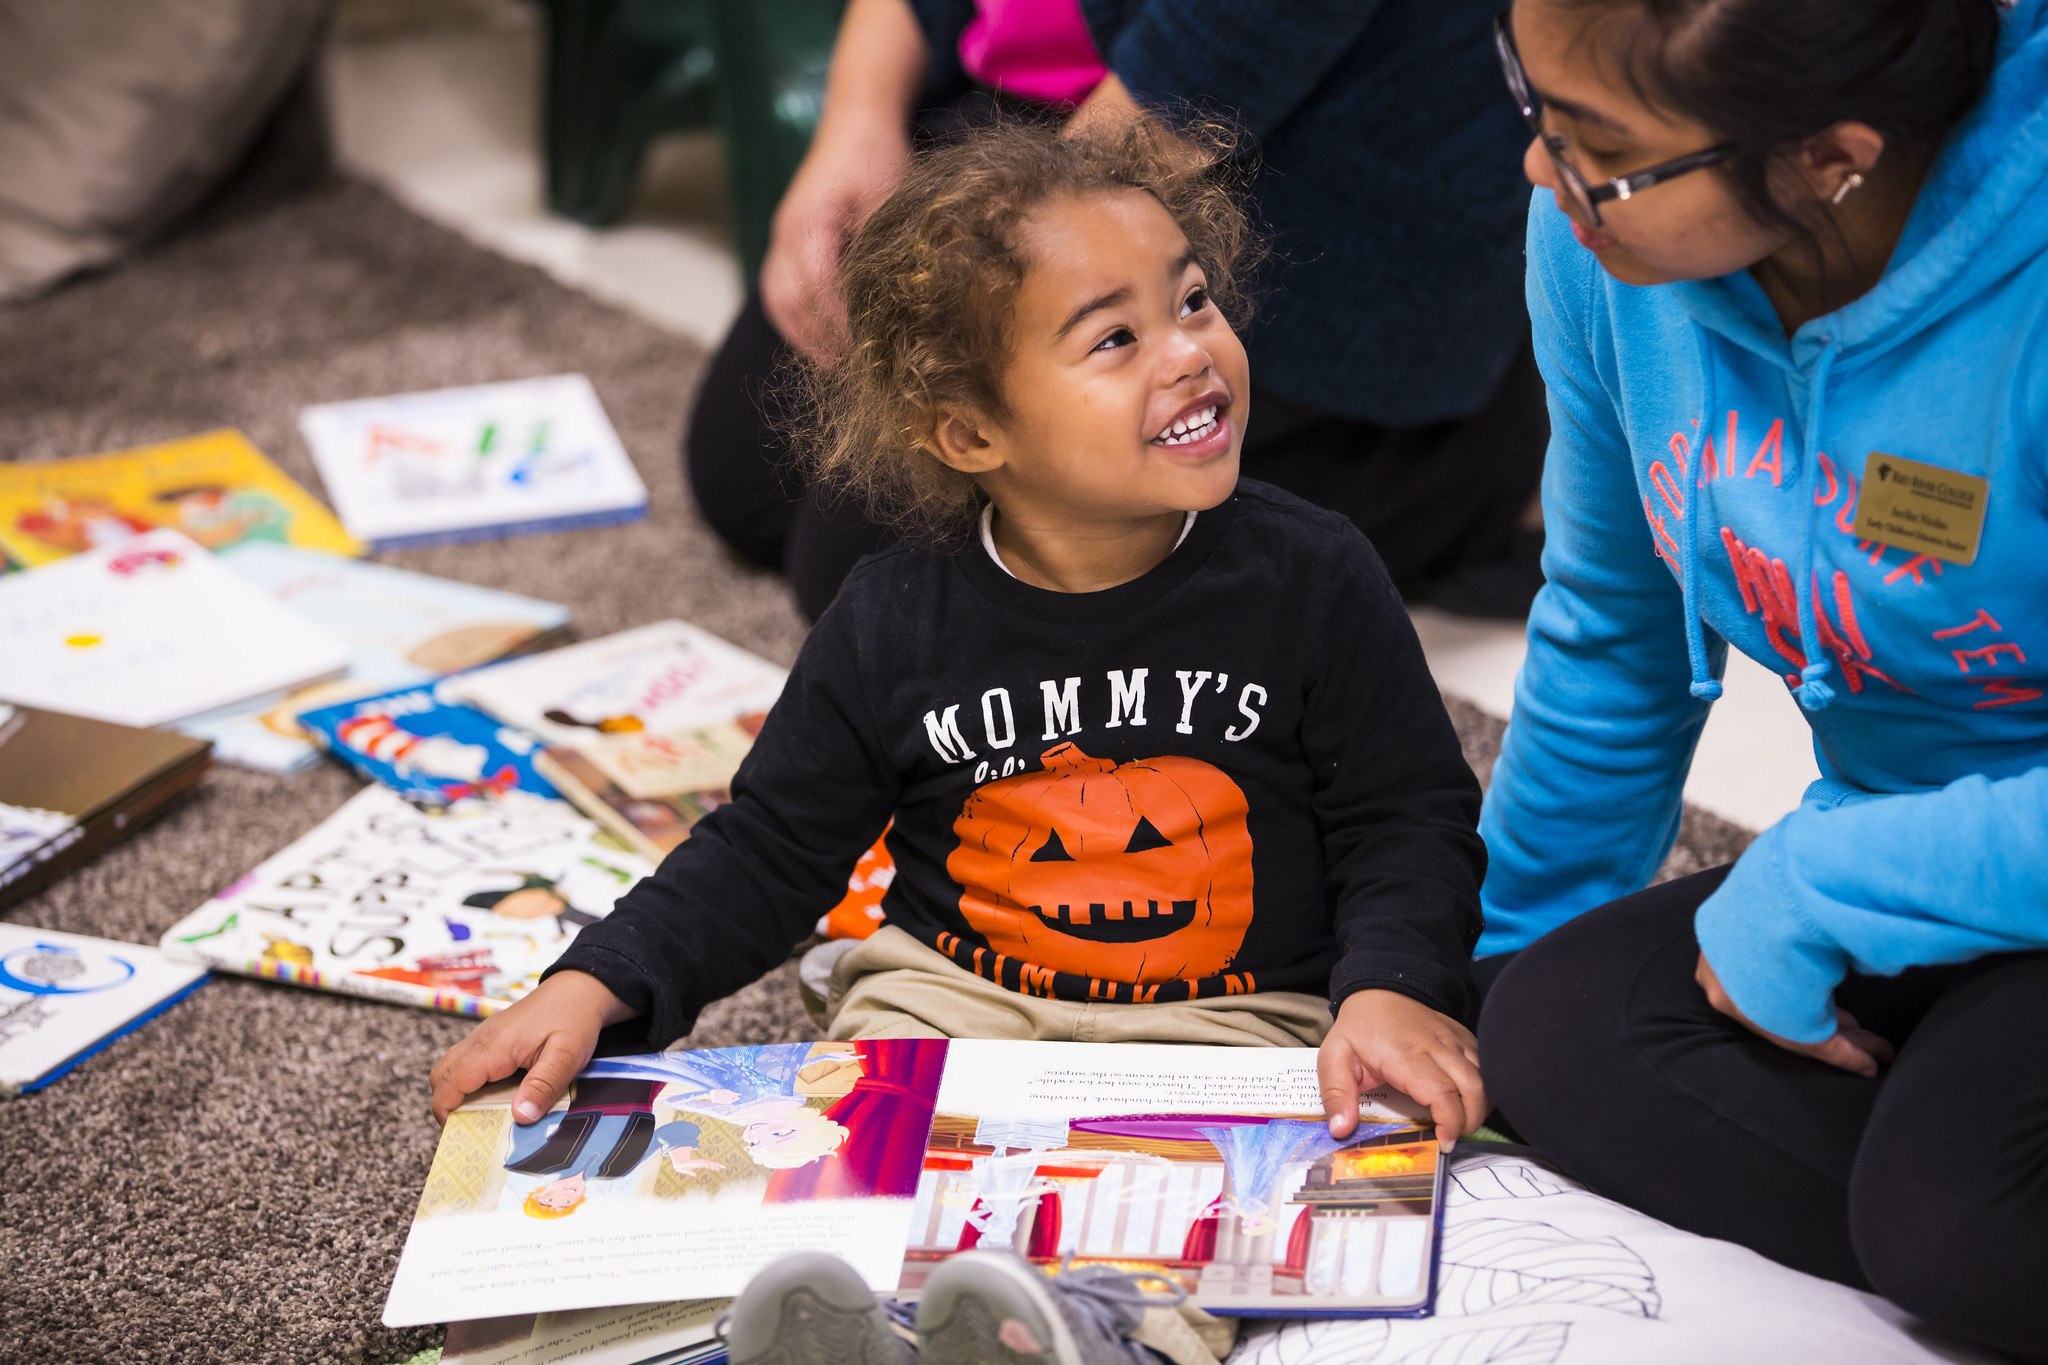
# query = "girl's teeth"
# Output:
<box><xmin>1158</xmin><ymin>408</ymin><xmax>1217</xmax><ymax>443</ymax></box>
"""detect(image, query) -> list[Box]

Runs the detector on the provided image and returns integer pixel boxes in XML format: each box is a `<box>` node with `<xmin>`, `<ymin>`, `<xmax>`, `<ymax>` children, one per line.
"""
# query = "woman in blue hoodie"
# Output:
<box><xmin>1476</xmin><ymin>0</ymin><xmax>2048</xmax><ymax>1356</ymax></box>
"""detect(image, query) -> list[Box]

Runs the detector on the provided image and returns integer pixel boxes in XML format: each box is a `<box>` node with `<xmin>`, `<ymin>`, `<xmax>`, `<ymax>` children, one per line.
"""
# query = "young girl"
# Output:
<box><xmin>1476</xmin><ymin>1</ymin><xmax>2048</xmax><ymax>1359</ymax></box>
<box><xmin>431</xmin><ymin>122</ymin><xmax>1487</xmax><ymax>1170</ymax></box>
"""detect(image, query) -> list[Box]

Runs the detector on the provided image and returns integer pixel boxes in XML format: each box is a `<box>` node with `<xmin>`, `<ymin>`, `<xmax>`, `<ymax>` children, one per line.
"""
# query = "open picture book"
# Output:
<box><xmin>385</xmin><ymin>1040</ymin><xmax>1444</xmax><ymax>1329</ymax></box>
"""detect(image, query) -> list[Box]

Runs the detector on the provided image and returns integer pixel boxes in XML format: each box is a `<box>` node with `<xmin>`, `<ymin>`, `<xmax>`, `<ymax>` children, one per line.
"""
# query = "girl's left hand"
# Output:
<box><xmin>1319</xmin><ymin>989</ymin><xmax>1488</xmax><ymax>1152</ymax></box>
<box><xmin>1694</xmin><ymin>952</ymin><xmax>1896</xmax><ymax>1077</ymax></box>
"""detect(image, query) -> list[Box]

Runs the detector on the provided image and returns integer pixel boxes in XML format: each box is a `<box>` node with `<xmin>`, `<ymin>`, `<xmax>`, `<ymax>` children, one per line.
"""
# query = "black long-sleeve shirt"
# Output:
<box><xmin>554</xmin><ymin>482</ymin><xmax>1485</xmax><ymax>1046</ymax></box>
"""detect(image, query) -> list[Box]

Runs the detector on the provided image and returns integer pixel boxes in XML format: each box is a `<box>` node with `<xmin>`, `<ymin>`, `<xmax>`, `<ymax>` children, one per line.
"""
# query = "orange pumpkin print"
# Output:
<box><xmin>946</xmin><ymin>742</ymin><xmax>1256</xmax><ymax>982</ymax></box>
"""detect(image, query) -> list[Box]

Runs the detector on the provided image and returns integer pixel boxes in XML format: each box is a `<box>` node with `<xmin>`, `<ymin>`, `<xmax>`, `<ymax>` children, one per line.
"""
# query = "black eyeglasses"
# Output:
<box><xmin>1493</xmin><ymin>11</ymin><xmax>1732</xmax><ymax>227</ymax></box>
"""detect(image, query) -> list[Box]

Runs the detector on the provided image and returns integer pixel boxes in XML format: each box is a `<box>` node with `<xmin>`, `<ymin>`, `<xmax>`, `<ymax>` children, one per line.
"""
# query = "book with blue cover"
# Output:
<box><xmin>299</xmin><ymin>679</ymin><xmax>558</xmax><ymax>809</ymax></box>
<box><xmin>0</xmin><ymin>924</ymin><xmax>208</xmax><ymax>1096</ymax></box>
<box><xmin>178</xmin><ymin>544</ymin><xmax>572</xmax><ymax>773</ymax></box>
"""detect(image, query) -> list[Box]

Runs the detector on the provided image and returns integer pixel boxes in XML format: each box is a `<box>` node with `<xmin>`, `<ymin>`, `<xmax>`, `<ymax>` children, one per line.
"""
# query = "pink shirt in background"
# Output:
<box><xmin>958</xmin><ymin>0</ymin><xmax>1108</xmax><ymax>108</ymax></box>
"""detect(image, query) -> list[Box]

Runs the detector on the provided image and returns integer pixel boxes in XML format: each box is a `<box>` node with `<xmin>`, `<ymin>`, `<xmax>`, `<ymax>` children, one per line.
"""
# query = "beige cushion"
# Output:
<box><xmin>0</xmin><ymin>0</ymin><xmax>330</xmax><ymax>301</ymax></box>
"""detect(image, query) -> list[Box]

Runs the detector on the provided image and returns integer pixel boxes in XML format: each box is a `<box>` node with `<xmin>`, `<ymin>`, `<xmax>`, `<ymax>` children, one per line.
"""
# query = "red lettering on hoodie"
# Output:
<box><xmin>1743</xmin><ymin>419</ymin><xmax>1786</xmax><ymax>486</ymax></box>
<box><xmin>1933</xmin><ymin>609</ymin><xmax>2004</xmax><ymax>640</ymax></box>
<box><xmin>1976</xmin><ymin>680</ymin><xmax>2045</xmax><ymax>709</ymax></box>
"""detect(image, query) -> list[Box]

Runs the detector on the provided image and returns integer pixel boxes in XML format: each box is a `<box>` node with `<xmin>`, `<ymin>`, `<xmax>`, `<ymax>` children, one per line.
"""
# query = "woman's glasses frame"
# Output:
<box><xmin>1493</xmin><ymin>10</ymin><xmax>1733</xmax><ymax>228</ymax></box>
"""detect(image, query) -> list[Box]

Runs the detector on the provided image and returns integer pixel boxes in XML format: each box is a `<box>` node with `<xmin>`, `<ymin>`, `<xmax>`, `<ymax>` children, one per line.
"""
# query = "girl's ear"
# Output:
<box><xmin>1791</xmin><ymin>120</ymin><xmax>1887</xmax><ymax>205</ymax></box>
<box><xmin>923</xmin><ymin>405</ymin><xmax>1004</xmax><ymax>474</ymax></box>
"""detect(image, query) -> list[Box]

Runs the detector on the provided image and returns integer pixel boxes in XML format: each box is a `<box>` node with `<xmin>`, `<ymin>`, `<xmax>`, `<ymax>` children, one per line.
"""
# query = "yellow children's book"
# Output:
<box><xmin>0</xmin><ymin>429</ymin><xmax>361</xmax><ymax>567</ymax></box>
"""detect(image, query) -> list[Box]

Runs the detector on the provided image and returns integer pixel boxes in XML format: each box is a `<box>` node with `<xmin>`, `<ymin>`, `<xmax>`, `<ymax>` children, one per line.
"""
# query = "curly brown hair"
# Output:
<box><xmin>788</xmin><ymin>118</ymin><xmax>1259</xmax><ymax>543</ymax></box>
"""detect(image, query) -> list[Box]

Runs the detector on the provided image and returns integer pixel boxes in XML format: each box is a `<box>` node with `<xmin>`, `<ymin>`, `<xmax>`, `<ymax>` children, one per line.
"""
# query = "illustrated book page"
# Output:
<box><xmin>450</xmin><ymin>620</ymin><xmax>789</xmax><ymax>750</ymax></box>
<box><xmin>298</xmin><ymin>679</ymin><xmax>560</xmax><ymax>808</ymax></box>
<box><xmin>0</xmin><ymin>924</ymin><xmax>208</xmax><ymax>1096</ymax></box>
<box><xmin>158</xmin><ymin>786</ymin><xmax>652</xmax><ymax>1017</ymax></box>
<box><xmin>177</xmin><ymin>544</ymin><xmax>570</xmax><ymax>773</ymax></box>
<box><xmin>299</xmin><ymin>374</ymin><xmax>648</xmax><ymax>549</ymax></box>
<box><xmin>0</xmin><ymin>428</ymin><xmax>361</xmax><ymax>567</ymax></box>
<box><xmin>910</xmin><ymin>1040</ymin><xmax>1444</xmax><ymax>1317</ymax></box>
<box><xmin>384</xmin><ymin>1040</ymin><xmax>1441</xmax><ymax>1327</ymax></box>
<box><xmin>0</xmin><ymin>528</ymin><xmax>350</xmax><ymax>728</ymax></box>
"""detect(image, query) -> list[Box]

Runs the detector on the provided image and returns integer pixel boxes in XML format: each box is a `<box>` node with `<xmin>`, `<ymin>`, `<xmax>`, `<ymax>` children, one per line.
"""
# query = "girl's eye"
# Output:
<box><xmin>1181</xmin><ymin>288</ymin><xmax>1210</xmax><ymax>318</ymax></box>
<box><xmin>1091</xmin><ymin>327</ymin><xmax>1135</xmax><ymax>353</ymax></box>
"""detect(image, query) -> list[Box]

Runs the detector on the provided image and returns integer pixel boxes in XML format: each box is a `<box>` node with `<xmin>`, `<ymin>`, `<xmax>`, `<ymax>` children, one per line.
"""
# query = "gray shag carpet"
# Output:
<box><xmin>0</xmin><ymin>176</ymin><xmax>1755</xmax><ymax>1365</ymax></box>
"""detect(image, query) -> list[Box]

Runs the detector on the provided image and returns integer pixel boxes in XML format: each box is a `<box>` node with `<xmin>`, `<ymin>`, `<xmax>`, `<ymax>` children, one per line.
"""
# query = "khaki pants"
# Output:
<box><xmin>814</xmin><ymin>925</ymin><xmax>1333</xmax><ymax>1049</ymax></box>
<box><xmin>803</xmin><ymin>926</ymin><xmax>1334</xmax><ymax>1365</ymax></box>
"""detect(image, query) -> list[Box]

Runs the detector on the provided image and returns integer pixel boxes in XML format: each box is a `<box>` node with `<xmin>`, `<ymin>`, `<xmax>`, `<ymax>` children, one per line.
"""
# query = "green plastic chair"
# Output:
<box><xmin>535</xmin><ymin>0</ymin><xmax>843</xmax><ymax>280</ymax></box>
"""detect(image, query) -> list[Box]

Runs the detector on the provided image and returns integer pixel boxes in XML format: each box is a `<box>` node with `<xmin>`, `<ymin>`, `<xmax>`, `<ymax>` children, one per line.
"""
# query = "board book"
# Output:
<box><xmin>449</xmin><ymin>620</ymin><xmax>789</xmax><ymax>749</ymax></box>
<box><xmin>0</xmin><ymin>924</ymin><xmax>209</xmax><ymax>1096</ymax></box>
<box><xmin>298</xmin><ymin>679</ymin><xmax>559</xmax><ymax>808</ymax></box>
<box><xmin>0</xmin><ymin>702</ymin><xmax>212</xmax><ymax>911</ymax></box>
<box><xmin>0</xmin><ymin>528</ymin><xmax>350</xmax><ymax>728</ymax></box>
<box><xmin>384</xmin><ymin>1040</ymin><xmax>1443</xmax><ymax>1328</ymax></box>
<box><xmin>456</xmin><ymin>620</ymin><xmax>783</xmax><ymax>860</ymax></box>
<box><xmin>0</xmin><ymin>429</ymin><xmax>361</xmax><ymax>568</ymax></box>
<box><xmin>158</xmin><ymin>786</ymin><xmax>654</xmax><ymax>1017</ymax></box>
<box><xmin>178</xmin><ymin>544</ymin><xmax>571</xmax><ymax>773</ymax></box>
<box><xmin>299</xmin><ymin>374</ymin><xmax>648</xmax><ymax>550</ymax></box>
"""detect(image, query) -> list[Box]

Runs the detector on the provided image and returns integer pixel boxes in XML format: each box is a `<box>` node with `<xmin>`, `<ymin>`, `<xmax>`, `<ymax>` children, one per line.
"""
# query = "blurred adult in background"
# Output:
<box><xmin>686</xmin><ymin>0</ymin><xmax>1544</xmax><ymax>621</ymax></box>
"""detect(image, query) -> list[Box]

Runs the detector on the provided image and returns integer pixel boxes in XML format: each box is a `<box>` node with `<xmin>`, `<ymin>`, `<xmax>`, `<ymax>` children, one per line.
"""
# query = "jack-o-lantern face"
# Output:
<box><xmin>947</xmin><ymin>743</ymin><xmax>1255</xmax><ymax>982</ymax></box>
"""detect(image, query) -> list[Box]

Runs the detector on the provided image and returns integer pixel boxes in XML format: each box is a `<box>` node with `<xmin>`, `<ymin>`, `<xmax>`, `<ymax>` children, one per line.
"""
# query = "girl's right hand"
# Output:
<box><xmin>427</xmin><ymin>969</ymin><xmax>638</xmax><ymax>1126</ymax></box>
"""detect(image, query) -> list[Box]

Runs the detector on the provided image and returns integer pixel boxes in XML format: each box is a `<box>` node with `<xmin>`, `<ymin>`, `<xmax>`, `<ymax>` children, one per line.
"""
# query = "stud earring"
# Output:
<box><xmin>1831</xmin><ymin>172</ymin><xmax>1866</xmax><ymax>206</ymax></box>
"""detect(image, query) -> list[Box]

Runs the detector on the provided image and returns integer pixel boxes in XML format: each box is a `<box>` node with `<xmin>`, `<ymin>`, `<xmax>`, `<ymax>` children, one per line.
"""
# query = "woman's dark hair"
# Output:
<box><xmin>788</xmin><ymin>119</ymin><xmax>1257</xmax><ymax>542</ymax></box>
<box><xmin>1567</xmin><ymin>0</ymin><xmax>2002</xmax><ymax>250</ymax></box>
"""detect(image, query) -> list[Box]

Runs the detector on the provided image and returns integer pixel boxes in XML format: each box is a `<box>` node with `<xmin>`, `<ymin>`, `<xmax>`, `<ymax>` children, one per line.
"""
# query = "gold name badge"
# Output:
<box><xmin>1852</xmin><ymin>452</ymin><xmax>1989</xmax><ymax>565</ymax></box>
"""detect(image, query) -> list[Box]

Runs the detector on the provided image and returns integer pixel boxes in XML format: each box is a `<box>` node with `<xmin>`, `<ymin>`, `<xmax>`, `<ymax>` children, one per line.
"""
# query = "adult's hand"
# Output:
<box><xmin>759</xmin><ymin>0</ymin><xmax>926</xmax><ymax>360</ymax></box>
<box><xmin>1695</xmin><ymin>951</ymin><xmax>1895</xmax><ymax>1077</ymax></box>
<box><xmin>1066</xmin><ymin>71</ymin><xmax>1143</xmax><ymax>137</ymax></box>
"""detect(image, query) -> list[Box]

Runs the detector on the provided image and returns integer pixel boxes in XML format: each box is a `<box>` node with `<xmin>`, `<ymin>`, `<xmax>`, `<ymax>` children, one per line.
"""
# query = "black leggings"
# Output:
<box><xmin>1479</xmin><ymin>867</ymin><xmax>2048</xmax><ymax>1362</ymax></box>
<box><xmin>684</xmin><ymin>291</ymin><xmax>1549</xmax><ymax>622</ymax></box>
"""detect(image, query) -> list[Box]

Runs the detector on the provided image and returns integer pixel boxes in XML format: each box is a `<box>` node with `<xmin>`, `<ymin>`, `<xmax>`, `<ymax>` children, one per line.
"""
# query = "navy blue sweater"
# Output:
<box><xmin>909</xmin><ymin>0</ymin><xmax>1530</xmax><ymax>427</ymax></box>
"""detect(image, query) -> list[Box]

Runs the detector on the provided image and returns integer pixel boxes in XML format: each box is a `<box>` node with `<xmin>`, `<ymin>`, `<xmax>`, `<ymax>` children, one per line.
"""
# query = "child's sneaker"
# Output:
<box><xmin>721</xmin><ymin>1251</ymin><xmax>911</xmax><ymax>1365</ymax></box>
<box><xmin>914</xmin><ymin>1251</ymin><xmax>1185</xmax><ymax>1365</ymax></box>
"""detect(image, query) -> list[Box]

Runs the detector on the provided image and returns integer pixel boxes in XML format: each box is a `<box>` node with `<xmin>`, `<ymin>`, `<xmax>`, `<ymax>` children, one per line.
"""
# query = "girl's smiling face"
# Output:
<box><xmin>1511</xmin><ymin>0</ymin><xmax>1787</xmax><ymax>285</ymax></box>
<box><xmin>933</xmin><ymin>188</ymin><xmax>1249</xmax><ymax>527</ymax></box>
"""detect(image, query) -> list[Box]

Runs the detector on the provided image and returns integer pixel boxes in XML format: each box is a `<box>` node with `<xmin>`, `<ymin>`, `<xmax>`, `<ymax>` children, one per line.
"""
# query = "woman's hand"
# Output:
<box><xmin>1694</xmin><ymin>951</ymin><xmax>1895</xmax><ymax>1077</ymax></box>
<box><xmin>1319</xmin><ymin>988</ymin><xmax>1488</xmax><ymax>1152</ymax></box>
<box><xmin>758</xmin><ymin>0</ymin><xmax>926</xmax><ymax>360</ymax></box>
<box><xmin>427</xmin><ymin>969</ymin><xmax>638</xmax><ymax>1125</ymax></box>
<box><xmin>760</xmin><ymin>128</ymin><xmax>912</xmax><ymax>359</ymax></box>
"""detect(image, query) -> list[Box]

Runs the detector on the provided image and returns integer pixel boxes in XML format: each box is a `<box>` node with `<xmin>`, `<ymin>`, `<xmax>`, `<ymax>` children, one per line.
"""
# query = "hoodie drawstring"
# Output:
<box><xmin>1681</xmin><ymin>329</ymin><xmax>1723</xmax><ymax>701</ymax></box>
<box><xmin>1678</xmin><ymin>330</ymin><xmax>1843</xmax><ymax>711</ymax></box>
<box><xmin>1792</xmin><ymin>339</ymin><xmax>1843</xmax><ymax>711</ymax></box>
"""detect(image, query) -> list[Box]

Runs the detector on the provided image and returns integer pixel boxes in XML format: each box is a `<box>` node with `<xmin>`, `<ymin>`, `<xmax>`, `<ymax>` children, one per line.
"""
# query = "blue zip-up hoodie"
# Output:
<box><xmin>1479</xmin><ymin>2</ymin><xmax>2048</xmax><ymax>1042</ymax></box>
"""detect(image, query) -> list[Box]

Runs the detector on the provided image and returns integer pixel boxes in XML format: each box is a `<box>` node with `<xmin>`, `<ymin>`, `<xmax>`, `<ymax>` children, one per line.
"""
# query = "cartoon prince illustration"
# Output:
<box><xmin>504</xmin><ymin>1075</ymin><xmax>720</xmax><ymax>1219</ymax></box>
<box><xmin>581</xmin><ymin>1042</ymin><xmax>855</xmax><ymax>1172</ymax></box>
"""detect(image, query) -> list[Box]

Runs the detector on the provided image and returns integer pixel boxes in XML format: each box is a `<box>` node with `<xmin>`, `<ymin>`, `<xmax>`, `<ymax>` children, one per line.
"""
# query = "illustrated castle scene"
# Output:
<box><xmin>903</xmin><ymin>1109</ymin><xmax>1440</xmax><ymax>1308</ymax></box>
